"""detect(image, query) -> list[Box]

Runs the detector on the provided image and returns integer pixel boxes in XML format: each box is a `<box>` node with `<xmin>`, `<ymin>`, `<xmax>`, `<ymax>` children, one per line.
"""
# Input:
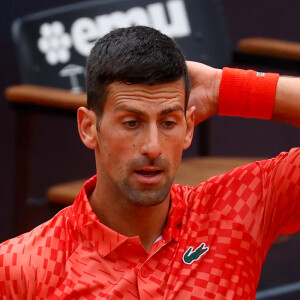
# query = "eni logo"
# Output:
<box><xmin>183</xmin><ymin>243</ymin><xmax>209</xmax><ymax>265</ymax></box>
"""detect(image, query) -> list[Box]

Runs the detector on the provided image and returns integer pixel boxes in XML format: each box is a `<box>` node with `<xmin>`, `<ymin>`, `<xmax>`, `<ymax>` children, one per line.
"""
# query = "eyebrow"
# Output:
<box><xmin>115</xmin><ymin>104</ymin><xmax>184</xmax><ymax>117</ymax></box>
<box><xmin>159</xmin><ymin>105</ymin><xmax>184</xmax><ymax>116</ymax></box>
<box><xmin>115</xmin><ymin>106</ymin><xmax>147</xmax><ymax>117</ymax></box>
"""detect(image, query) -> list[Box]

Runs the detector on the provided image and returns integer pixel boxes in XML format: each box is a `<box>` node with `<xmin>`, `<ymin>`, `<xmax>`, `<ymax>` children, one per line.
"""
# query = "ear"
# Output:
<box><xmin>77</xmin><ymin>107</ymin><xmax>98</xmax><ymax>149</ymax></box>
<box><xmin>183</xmin><ymin>106</ymin><xmax>195</xmax><ymax>150</ymax></box>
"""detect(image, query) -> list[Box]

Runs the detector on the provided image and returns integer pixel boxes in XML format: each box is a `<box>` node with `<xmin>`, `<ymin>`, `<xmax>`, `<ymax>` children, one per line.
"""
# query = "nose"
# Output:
<box><xmin>140</xmin><ymin>124</ymin><xmax>162</xmax><ymax>159</ymax></box>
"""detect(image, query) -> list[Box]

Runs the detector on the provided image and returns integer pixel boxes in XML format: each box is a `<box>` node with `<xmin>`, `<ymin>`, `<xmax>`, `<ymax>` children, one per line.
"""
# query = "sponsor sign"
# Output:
<box><xmin>13</xmin><ymin>0</ymin><xmax>230</xmax><ymax>92</ymax></box>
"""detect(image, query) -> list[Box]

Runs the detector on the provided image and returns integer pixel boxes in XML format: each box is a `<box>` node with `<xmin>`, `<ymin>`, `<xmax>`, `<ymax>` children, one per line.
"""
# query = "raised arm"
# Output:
<box><xmin>273</xmin><ymin>76</ymin><xmax>300</xmax><ymax>127</ymax></box>
<box><xmin>187</xmin><ymin>61</ymin><xmax>300</xmax><ymax>128</ymax></box>
<box><xmin>186</xmin><ymin>62</ymin><xmax>221</xmax><ymax>125</ymax></box>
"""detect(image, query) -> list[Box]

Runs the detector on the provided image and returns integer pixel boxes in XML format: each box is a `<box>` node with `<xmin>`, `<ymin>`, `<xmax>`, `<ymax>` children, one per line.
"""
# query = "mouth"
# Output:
<box><xmin>135</xmin><ymin>170</ymin><xmax>163</xmax><ymax>176</ymax></box>
<box><xmin>134</xmin><ymin>168</ymin><xmax>163</xmax><ymax>184</ymax></box>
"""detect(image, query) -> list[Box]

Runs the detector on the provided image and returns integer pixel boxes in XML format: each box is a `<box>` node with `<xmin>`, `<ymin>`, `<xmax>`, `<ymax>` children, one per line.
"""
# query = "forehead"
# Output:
<box><xmin>105</xmin><ymin>79</ymin><xmax>186</xmax><ymax>112</ymax></box>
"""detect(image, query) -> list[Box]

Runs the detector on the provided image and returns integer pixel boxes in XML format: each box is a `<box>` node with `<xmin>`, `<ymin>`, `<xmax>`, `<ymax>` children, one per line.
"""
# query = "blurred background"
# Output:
<box><xmin>0</xmin><ymin>0</ymin><xmax>299</xmax><ymax>298</ymax></box>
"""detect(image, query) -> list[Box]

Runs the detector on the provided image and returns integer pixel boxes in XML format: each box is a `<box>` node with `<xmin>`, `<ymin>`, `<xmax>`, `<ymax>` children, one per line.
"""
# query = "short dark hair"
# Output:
<box><xmin>86</xmin><ymin>26</ymin><xmax>190</xmax><ymax>121</ymax></box>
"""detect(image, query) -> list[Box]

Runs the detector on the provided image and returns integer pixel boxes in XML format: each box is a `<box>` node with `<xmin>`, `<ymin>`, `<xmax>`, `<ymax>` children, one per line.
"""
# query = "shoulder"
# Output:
<box><xmin>171</xmin><ymin>158</ymin><xmax>262</xmax><ymax>204</ymax></box>
<box><xmin>173</xmin><ymin>148</ymin><xmax>300</xmax><ymax>208</ymax></box>
<box><xmin>0</xmin><ymin>206</ymin><xmax>78</xmax><ymax>277</ymax></box>
<box><xmin>257</xmin><ymin>147</ymin><xmax>300</xmax><ymax>175</ymax></box>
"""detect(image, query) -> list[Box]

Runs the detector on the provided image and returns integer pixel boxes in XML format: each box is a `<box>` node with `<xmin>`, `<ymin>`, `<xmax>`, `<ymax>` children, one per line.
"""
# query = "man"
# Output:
<box><xmin>0</xmin><ymin>26</ymin><xmax>299</xmax><ymax>299</ymax></box>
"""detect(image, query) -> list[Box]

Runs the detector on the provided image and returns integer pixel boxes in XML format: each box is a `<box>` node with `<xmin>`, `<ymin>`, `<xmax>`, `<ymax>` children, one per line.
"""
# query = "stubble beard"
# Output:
<box><xmin>115</xmin><ymin>155</ymin><xmax>176</xmax><ymax>207</ymax></box>
<box><xmin>119</xmin><ymin>174</ymin><xmax>174</xmax><ymax>207</ymax></box>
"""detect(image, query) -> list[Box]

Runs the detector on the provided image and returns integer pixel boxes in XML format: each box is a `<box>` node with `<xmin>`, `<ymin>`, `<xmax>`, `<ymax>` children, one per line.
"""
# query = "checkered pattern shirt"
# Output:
<box><xmin>1</xmin><ymin>148</ymin><xmax>299</xmax><ymax>299</ymax></box>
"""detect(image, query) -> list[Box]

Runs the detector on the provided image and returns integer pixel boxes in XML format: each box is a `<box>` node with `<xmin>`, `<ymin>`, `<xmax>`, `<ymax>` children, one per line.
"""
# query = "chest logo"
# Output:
<box><xmin>183</xmin><ymin>243</ymin><xmax>209</xmax><ymax>264</ymax></box>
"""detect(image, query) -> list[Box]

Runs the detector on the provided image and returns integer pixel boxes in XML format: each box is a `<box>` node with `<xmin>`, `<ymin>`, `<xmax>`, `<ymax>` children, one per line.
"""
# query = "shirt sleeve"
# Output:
<box><xmin>193</xmin><ymin>147</ymin><xmax>300</xmax><ymax>253</ymax></box>
<box><xmin>0</xmin><ymin>236</ymin><xmax>35</xmax><ymax>299</ymax></box>
<box><xmin>258</xmin><ymin>147</ymin><xmax>300</xmax><ymax>248</ymax></box>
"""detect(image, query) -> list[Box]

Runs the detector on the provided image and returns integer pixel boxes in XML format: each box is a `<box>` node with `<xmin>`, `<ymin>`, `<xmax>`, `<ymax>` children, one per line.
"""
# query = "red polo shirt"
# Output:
<box><xmin>0</xmin><ymin>148</ymin><xmax>299</xmax><ymax>299</ymax></box>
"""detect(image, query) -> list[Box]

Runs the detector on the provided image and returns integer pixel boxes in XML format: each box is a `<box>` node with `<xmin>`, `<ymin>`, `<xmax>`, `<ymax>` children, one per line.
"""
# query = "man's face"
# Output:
<box><xmin>93</xmin><ymin>79</ymin><xmax>194</xmax><ymax>207</ymax></box>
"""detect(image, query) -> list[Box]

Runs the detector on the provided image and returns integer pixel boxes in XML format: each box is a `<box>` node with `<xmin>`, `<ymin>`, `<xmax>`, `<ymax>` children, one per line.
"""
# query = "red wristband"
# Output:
<box><xmin>218</xmin><ymin>68</ymin><xmax>279</xmax><ymax>119</ymax></box>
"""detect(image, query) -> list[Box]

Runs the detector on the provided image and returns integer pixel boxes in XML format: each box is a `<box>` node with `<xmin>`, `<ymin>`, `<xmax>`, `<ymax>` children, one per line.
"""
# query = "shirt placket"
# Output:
<box><xmin>136</xmin><ymin>235</ymin><xmax>173</xmax><ymax>299</ymax></box>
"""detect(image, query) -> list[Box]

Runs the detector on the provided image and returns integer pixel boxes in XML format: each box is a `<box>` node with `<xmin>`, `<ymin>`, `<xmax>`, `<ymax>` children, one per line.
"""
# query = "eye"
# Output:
<box><xmin>162</xmin><ymin>120</ymin><xmax>177</xmax><ymax>128</ymax></box>
<box><xmin>124</xmin><ymin>120</ymin><xmax>140</xmax><ymax>129</ymax></box>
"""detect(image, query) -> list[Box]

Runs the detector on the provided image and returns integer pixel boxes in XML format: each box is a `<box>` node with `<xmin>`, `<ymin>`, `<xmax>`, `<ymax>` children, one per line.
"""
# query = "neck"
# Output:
<box><xmin>89</xmin><ymin>179</ymin><xmax>170</xmax><ymax>252</ymax></box>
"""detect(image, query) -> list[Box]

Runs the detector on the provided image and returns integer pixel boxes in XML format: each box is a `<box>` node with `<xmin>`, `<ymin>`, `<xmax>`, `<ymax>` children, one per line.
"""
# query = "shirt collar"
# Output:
<box><xmin>68</xmin><ymin>176</ymin><xmax>187</xmax><ymax>256</ymax></box>
<box><xmin>163</xmin><ymin>184</ymin><xmax>187</xmax><ymax>241</ymax></box>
